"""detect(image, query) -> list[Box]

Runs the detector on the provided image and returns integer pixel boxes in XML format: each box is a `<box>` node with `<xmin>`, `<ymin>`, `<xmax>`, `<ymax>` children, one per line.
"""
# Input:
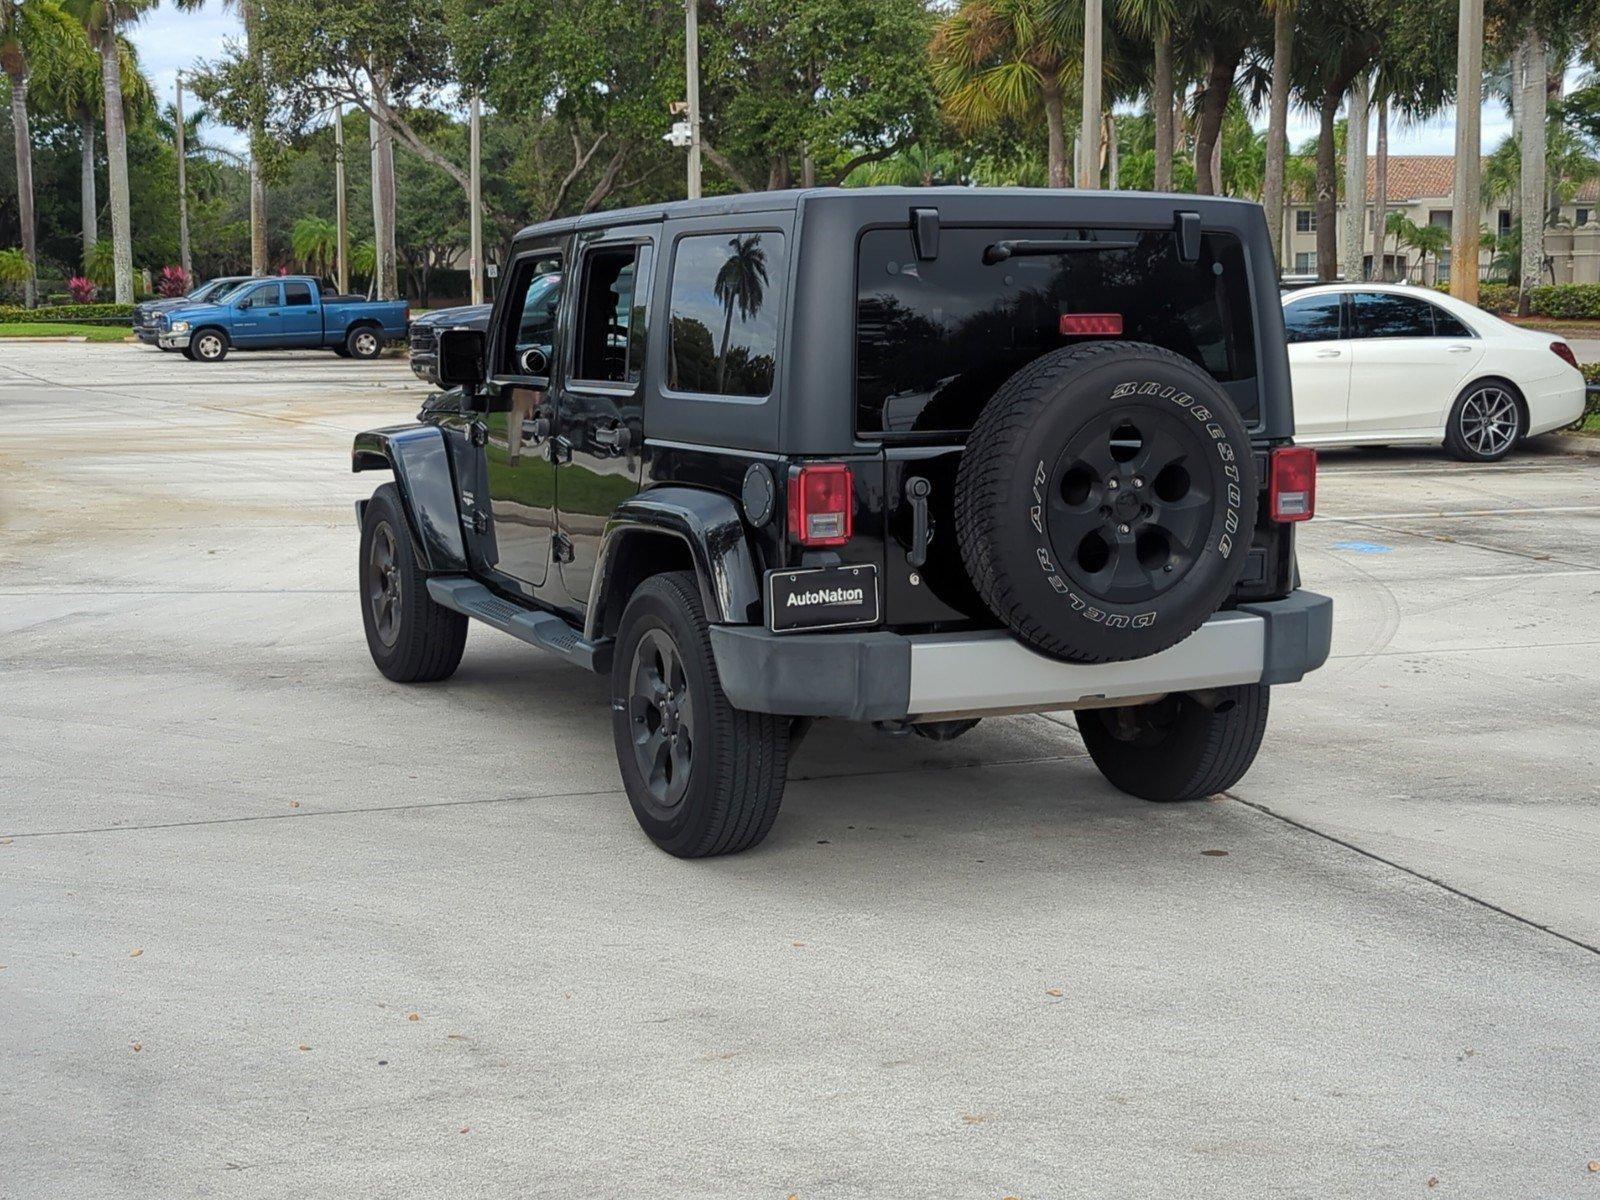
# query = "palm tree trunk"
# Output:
<box><xmin>80</xmin><ymin>116</ymin><xmax>98</xmax><ymax>257</ymax></box>
<box><xmin>244</xmin><ymin>0</ymin><xmax>267</xmax><ymax>275</ymax></box>
<box><xmin>1262</xmin><ymin>2</ymin><xmax>1293</xmax><ymax>268</ymax></box>
<box><xmin>1341</xmin><ymin>72</ymin><xmax>1369</xmax><ymax>282</ymax></box>
<box><xmin>1517</xmin><ymin>23</ymin><xmax>1545</xmax><ymax>311</ymax></box>
<box><xmin>1372</xmin><ymin>97</ymin><xmax>1388</xmax><ymax>279</ymax></box>
<box><xmin>98</xmin><ymin>29</ymin><xmax>134</xmax><ymax>305</ymax></box>
<box><xmin>1193</xmin><ymin>47</ymin><xmax>1242</xmax><ymax>195</ymax></box>
<box><xmin>716</xmin><ymin>303</ymin><xmax>734</xmax><ymax>393</ymax></box>
<box><xmin>1152</xmin><ymin>24</ymin><xmax>1173</xmax><ymax>191</ymax></box>
<box><xmin>6</xmin><ymin>70</ymin><xmax>37</xmax><ymax>307</ymax></box>
<box><xmin>1042</xmin><ymin>77</ymin><xmax>1068</xmax><ymax>188</ymax></box>
<box><xmin>1314</xmin><ymin>90</ymin><xmax>1339</xmax><ymax>281</ymax></box>
<box><xmin>368</xmin><ymin>110</ymin><xmax>398</xmax><ymax>301</ymax></box>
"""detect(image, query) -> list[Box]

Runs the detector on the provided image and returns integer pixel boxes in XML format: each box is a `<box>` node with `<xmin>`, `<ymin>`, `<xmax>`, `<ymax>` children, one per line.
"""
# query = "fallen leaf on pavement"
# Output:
<box><xmin>459</xmin><ymin>1127</ymin><xmax>470</xmax><ymax>1134</ymax></box>
<box><xmin>1427</xmin><ymin>1177</ymin><xmax>1439</xmax><ymax>1188</ymax></box>
<box><xmin>131</xmin><ymin>1043</ymin><xmax>142</xmax><ymax>1052</ymax></box>
<box><xmin>129</xmin><ymin>948</ymin><xmax>143</xmax><ymax>958</ymax></box>
<box><xmin>961</xmin><ymin>1114</ymin><xmax>993</xmax><ymax>1124</ymax></box>
<box><xmin>290</xmin><ymin>801</ymin><xmax>300</xmax><ymax>809</ymax></box>
<box><xmin>1588</xmin><ymin>1162</ymin><xmax>1599</xmax><ymax>1172</ymax></box>
<box><xmin>1045</xmin><ymin>988</ymin><xmax>1063</xmax><ymax>997</ymax></box>
<box><xmin>1201</xmin><ymin>849</ymin><xmax>1230</xmax><ymax>857</ymax></box>
<box><xmin>408</xmin><ymin>1013</ymin><xmax>420</xmax><ymax>1022</ymax></box>
<box><xmin>299</xmin><ymin>1045</ymin><xmax>311</xmax><ymax>1052</ymax></box>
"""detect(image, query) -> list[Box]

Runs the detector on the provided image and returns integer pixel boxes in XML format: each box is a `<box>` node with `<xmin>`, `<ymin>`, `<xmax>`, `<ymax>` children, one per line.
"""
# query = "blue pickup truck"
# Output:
<box><xmin>157</xmin><ymin>276</ymin><xmax>409</xmax><ymax>363</ymax></box>
<box><xmin>133</xmin><ymin>276</ymin><xmax>257</xmax><ymax>347</ymax></box>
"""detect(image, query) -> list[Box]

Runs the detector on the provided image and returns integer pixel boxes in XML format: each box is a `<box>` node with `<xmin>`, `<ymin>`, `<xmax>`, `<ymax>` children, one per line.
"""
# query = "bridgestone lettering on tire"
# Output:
<box><xmin>954</xmin><ymin>341</ymin><xmax>1258</xmax><ymax>664</ymax></box>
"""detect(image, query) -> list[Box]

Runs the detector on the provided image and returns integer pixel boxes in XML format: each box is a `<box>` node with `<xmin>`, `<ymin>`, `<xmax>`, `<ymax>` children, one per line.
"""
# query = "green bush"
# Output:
<box><xmin>1476</xmin><ymin>283</ymin><xmax>1517</xmax><ymax>314</ymax></box>
<box><xmin>0</xmin><ymin>302</ymin><xmax>135</xmax><ymax>323</ymax></box>
<box><xmin>1527</xmin><ymin>284</ymin><xmax>1600</xmax><ymax>321</ymax></box>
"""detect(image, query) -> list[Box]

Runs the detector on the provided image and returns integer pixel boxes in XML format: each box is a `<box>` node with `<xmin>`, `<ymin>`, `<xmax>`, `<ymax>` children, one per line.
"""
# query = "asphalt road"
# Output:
<box><xmin>3</xmin><ymin>343</ymin><xmax>1598</xmax><ymax>1198</ymax></box>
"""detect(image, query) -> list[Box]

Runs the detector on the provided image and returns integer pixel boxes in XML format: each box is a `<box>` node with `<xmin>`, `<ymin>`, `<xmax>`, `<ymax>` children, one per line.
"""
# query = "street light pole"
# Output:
<box><xmin>175</xmin><ymin>71</ymin><xmax>192</xmax><ymax>279</ymax></box>
<box><xmin>1449</xmin><ymin>0</ymin><xmax>1484</xmax><ymax>303</ymax></box>
<box><xmin>469</xmin><ymin>92</ymin><xmax>483</xmax><ymax>304</ymax></box>
<box><xmin>685</xmin><ymin>0</ymin><xmax>702</xmax><ymax>199</ymax></box>
<box><xmin>334</xmin><ymin>105</ymin><xmax>349</xmax><ymax>295</ymax></box>
<box><xmin>1077</xmin><ymin>0</ymin><xmax>1102</xmax><ymax>188</ymax></box>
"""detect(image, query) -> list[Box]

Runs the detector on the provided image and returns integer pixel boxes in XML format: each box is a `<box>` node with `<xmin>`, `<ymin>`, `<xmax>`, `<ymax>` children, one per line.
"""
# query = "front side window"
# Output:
<box><xmin>572</xmin><ymin>244</ymin><xmax>652</xmax><ymax>385</ymax></box>
<box><xmin>241</xmin><ymin>283</ymin><xmax>280</xmax><ymax>307</ymax></box>
<box><xmin>284</xmin><ymin>281</ymin><xmax>313</xmax><ymax>307</ymax></box>
<box><xmin>667</xmin><ymin>232</ymin><xmax>786</xmax><ymax>397</ymax></box>
<box><xmin>496</xmin><ymin>252</ymin><xmax>564</xmax><ymax>379</ymax></box>
<box><xmin>1352</xmin><ymin>292</ymin><xmax>1436</xmax><ymax>339</ymax></box>
<box><xmin>855</xmin><ymin>227</ymin><xmax>1258</xmax><ymax>434</ymax></box>
<box><xmin>1283</xmin><ymin>295</ymin><xmax>1343</xmax><ymax>344</ymax></box>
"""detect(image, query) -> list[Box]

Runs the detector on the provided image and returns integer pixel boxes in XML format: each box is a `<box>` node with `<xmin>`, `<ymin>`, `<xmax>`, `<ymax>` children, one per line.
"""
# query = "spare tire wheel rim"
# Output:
<box><xmin>1041</xmin><ymin>399</ymin><xmax>1232</xmax><ymax>610</ymax></box>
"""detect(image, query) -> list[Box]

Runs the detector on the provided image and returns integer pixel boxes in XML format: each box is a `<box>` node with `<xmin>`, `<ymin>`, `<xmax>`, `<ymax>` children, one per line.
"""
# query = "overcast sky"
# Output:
<box><xmin>129</xmin><ymin>0</ymin><xmax>1524</xmax><ymax>163</ymax></box>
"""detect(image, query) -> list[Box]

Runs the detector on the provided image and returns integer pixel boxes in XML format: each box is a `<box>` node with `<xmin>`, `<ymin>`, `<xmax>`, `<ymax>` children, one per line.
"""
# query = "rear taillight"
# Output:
<box><xmin>1551</xmin><ymin>340</ymin><xmax>1579</xmax><ymax>371</ymax></box>
<box><xmin>1270</xmin><ymin>446</ymin><xmax>1316</xmax><ymax>522</ymax></box>
<box><xmin>1059</xmin><ymin>313</ymin><xmax>1124</xmax><ymax>336</ymax></box>
<box><xmin>787</xmin><ymin>463</ymin><xmax>853</xmax><ymax>547</ymax></box>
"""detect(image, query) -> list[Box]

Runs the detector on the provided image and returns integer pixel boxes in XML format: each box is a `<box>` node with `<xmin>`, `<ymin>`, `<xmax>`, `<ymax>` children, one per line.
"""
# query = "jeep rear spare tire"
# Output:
<box><xmin>954</xmin><ymin>342</ymin><xmax>1257</xmax><ymax>664</ymax></box>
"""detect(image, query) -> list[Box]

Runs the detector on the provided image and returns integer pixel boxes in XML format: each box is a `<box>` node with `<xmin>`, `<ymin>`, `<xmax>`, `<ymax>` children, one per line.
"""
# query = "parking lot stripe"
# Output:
<box><xmin>1320</xmin><ymin>504</ymin><xmax>1600</xmax><ymax>521</ymax></box>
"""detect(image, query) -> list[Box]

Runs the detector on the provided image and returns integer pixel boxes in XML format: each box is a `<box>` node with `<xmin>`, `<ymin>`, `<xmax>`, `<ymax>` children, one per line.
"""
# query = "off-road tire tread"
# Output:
<box><xmin>361</xmin><ymin>484</ymin><xmax>468</xmax><ymax>683</ymax></box>
<box><xmin>620</xmin><ymin>571</ymin><xmax>789</xmax><ymax>857</ymax></box>
<box><xmin>1077</xmin><ymin>684</ymin><xmax>1270</xmax><ymax>802</ymax></box>
<box><xmin>955</xmin><ymin>341</ymin><xmax>1241</xmax><ymax>664</ymax></box>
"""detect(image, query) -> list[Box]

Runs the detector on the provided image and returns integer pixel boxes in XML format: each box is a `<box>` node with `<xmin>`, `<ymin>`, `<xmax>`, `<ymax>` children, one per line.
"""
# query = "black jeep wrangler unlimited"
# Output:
<box><xmin>353</xmin><ymin>188</ymin><xmax>1332</xmax><ymax>857</ymax></box>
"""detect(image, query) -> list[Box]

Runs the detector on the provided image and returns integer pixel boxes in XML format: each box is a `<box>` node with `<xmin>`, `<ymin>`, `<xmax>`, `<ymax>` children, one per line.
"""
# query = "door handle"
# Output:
<box><xmin>524</xmin><ymin>414</ymin><xmax>551</xmax><ymax>443</ymax></box>
<box><xmin>905</xmin><ymin>476</ymin><xmax>933</xmax><ymax>569</ymax></box>
<box><xmin>1447</xmin><ymin>344</ymin><xmax>1473</xmax><ymax>353</ymax></box>
<box><xmin>593</xmin><ymin>423</ymin><xmax>632</xmax><ymax>453</ymax></box>
<box><xmin>1314</xmin><ymin>348</ymin><xmax>1342</xmax><ymax>358</ymax></box>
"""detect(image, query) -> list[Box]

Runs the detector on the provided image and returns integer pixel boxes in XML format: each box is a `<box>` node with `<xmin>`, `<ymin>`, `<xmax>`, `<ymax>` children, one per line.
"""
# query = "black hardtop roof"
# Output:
<box><xmin>509</xmin><ymin>186</ymin><xmax>1264</xmax><ymax>247</ymax></box>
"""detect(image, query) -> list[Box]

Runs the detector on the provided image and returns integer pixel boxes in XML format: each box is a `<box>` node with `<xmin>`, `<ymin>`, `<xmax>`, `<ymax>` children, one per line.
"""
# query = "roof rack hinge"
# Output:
<box><xmin>911</xmin><ymin>207</ymin><xmax>940</xmax><ymax>260</ymax></box>
<box><xmin>1174</xmin><ymin>210</ymin><xmax>1202</xmax><ymax>263</ymax></box>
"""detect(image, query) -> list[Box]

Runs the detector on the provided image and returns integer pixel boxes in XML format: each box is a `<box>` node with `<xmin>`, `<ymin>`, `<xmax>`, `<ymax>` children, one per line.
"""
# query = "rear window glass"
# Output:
<box><xmin>856</xmin><ymin>227</ymin><xmax>1258</xmax><ymax>434</ymax></box>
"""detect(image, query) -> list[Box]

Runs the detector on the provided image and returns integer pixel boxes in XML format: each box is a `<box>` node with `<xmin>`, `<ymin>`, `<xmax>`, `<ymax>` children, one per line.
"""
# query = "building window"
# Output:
<box><xmin>1578</xmin><ymin>208</ymin><xmax>1593</xmax><ymax>227</ymax></box>
<box><xmin>1497</xmin><ymin>210</ymin><xmax>1513</xmax><ymax>237</ymax></box>
<box><xmin>1295</xmin><ymin>209</ymin><xmax>1317</xmax><ymax>233</ymax></box>
<box><xmin>1429</xmin><ymin>210</ymin><xmax>1453</xmax><ymax>231</ymax></box>
<box><xmin>1294</xmin><ymin>252</ymin><xmax>1317</xmax><ymax>273</ymax></box>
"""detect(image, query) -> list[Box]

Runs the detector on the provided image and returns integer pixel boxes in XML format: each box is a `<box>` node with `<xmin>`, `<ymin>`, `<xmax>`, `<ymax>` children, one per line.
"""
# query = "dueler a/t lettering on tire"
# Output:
<box><xmin>954</xmin><ymin>342</ymin><xmax>1258</xmax><ymax>664</ymax></box>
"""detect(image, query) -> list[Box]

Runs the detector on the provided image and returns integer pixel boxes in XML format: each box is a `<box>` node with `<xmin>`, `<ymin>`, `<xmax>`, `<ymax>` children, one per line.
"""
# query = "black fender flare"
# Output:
<box><xmin>352</xmin><ymin>425</ymin><xmax>466</xmax><ymax>573</ymax></box>
<box><xmin>584</xmin><ymin>486</ymin><xmax>761</xmax><ymax>642</ymax></box>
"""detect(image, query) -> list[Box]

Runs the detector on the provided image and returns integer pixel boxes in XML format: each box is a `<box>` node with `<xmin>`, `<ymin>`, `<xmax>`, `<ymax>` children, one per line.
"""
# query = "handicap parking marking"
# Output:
<box><xmin>1332</xmin><ymin>540</ymin><xmax>1395</xmax><ymax>554</ymax></box>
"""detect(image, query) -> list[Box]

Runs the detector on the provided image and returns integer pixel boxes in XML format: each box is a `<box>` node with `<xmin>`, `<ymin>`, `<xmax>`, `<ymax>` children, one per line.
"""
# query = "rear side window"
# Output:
<box><xmin>1283</xmin><ymin>295</ymin><xmax>1343</xmax><ymax>343</ymax></box>
<box><xmin>667</xmin><ymin>232</ymin><xmax>786</xmax><ymax>397</ymax></box>
<box><xmin>856</xmin><ymin>227</ymin><xmax>1258</xmax><ymax>434</ymax></box>
<box><xmin>284</xmin><ymin>282</ymin><xmax>313</xmax><ymax>307</ymax></box>
<box><xmin>1352</xmin><ymin>292</ymin><xmax>1436</xmax><ymax>338</ymax></box>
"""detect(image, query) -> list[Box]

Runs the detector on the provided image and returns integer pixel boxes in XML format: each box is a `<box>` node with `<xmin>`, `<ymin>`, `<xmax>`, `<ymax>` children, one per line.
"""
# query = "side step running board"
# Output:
<box><xmin>426</xmin><ymin>577</ymin><xmax>612</xmax><ymax>673</ymax></box>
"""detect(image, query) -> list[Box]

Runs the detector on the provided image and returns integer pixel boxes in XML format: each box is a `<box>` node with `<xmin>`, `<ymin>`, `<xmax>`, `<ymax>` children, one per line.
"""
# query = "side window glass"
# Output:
<box><xmin>244</xmin><ymin>283</ymin><xmax>280</xmax><ymax>307</ymax></box>
<box><xmin>572</xmin><ymin>244</ymin><xmax>651</xmax><ymax>385</ymax></box>
<box><xmin>1283</xmin><ymin>295</ymin><xmax>1342</xmax><ymax>344</ymax></box>
<box><xmin>667</xmin><ymin>231</ymin><xmax>786</xmax><ymax>397</ymax></box>
<box><xmin>496</xmin><ymin>252</ymin><xmax>564</xmax><ymax>379</ymax></box>
<box><xmin>283</xmin><ymin>282</ymin><xmax>313</xmax><ymax>307</ymax></box>
<box><xmin>1432</xmin><ymin>306</ymin><xmax>1473</xmax><ymax>338</ymax></box>
<box><xmin>1354</xmin><ymin>292</ymin><xmax>1434</xmax><ymax>338</ymax></box>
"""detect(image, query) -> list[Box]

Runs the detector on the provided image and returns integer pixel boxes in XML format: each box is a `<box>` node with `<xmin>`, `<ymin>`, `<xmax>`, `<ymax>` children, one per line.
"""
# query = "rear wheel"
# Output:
<box><xmin>1075</xmin><ymin>684</ymin><xmax>1269</xmax><ymax>801</ymax></box>
<box><xmin>346</xmin><ymin>326</ymin><xmax>383</xmax><ymax>359</ymax></box>
<box><xmin>359</xmin><ymin>484</ymin><xmax>467</xmax><ymax>683</ymax></box>
<box><xmin>611</xmin><ymin>571</ymin><xmax>790</xmax><ymax>857</ymax></box>
<box><xmin>191</xmin><ymin>328</ymin><xmax>229</xmax><ymax>362</ymax></box>
<box><xmin>1444</xmin><ymin>380</ymin><xmax>1524</xmax><ymax>462</ymax></box>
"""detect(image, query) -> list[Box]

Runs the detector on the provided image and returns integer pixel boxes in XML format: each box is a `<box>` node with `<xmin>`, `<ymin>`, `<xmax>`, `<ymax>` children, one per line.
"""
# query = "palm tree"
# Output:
<box><xmin>3</xmin><ymin>0</ymin><xmax>82</xmax><ymax>307</ymax></box>
<box><xmin>291</xmin><ymin>217</ymin><xmax>337</xmax><ymax>277</ymax></box>
<box><xmin>72</xmin><ymin>0</ymin><xmax>155</xmax><ymax>303</ymax></box>
<box><xmin>1117</xmin><ymin>0</ymin><xmax>1182</xmax><ymax>191</ymax></box>
<box><xmin>931</xmin><ymin>0</ymin><xmax>1080</xmax><ymax>187</ymax></box>
<box><xmin>712</xmin><ymin>236</ymin><xmax>769</xmax><ymax>394</ymax></box>
<box><xmin>846</xmin><ymin>142</ymin><xmax>961</xmax><ymax>187</ymax></box>
<box><xmin>1187</xmin><ymin>0</ymin><xmax>1263</xmax><ymax>195</ymax></box>
<box><xmin>1260</xmin><ymin>0</ymin><xmax>1295</xmax><ymax>264</ymax></box>
<box><xmin>0</xmin><ymin>246</ymin><xmax>34</xmax><ymax>300</ymax></box>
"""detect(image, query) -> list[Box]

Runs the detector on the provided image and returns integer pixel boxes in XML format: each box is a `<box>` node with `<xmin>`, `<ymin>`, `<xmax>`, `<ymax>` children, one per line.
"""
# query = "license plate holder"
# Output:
<box><xmin>766</xmin><ymin>564</ymin><xmax>879</xmax><ymax>633</ymax></box>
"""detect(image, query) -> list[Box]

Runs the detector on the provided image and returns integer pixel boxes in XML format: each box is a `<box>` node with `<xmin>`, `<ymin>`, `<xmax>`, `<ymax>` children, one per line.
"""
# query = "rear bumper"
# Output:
<box><xmin>1526</xmin><ymin>374</ymin><xmax>1588</xmax><ymax>437</ymax></box>
<box><xmin>709</xmin><ymin>590</ymin><xmax>1333</xmax><ymax>722</ymax></box>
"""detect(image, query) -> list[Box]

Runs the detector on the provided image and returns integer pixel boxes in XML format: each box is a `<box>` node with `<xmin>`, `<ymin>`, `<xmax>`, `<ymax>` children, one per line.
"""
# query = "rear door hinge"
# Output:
<box><xmin>551</xmin><ymin>531</ymin><xmax>575</xmax><ymax>564</ymax></box>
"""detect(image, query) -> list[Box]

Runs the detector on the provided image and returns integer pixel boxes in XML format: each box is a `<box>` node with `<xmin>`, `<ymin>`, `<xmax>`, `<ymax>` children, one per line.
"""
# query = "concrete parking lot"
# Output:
<box><xmin>3</xmin><ymin>342</ymin><xmax>1598</xmax><ymax>1198</ymax></box>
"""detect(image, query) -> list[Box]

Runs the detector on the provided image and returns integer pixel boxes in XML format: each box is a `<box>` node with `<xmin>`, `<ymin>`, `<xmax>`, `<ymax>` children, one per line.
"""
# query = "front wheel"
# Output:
<box><xmin>1075</xmin><ymin>684</ymin><xmax>1269</xmax><ymax>801</ymax></box>
<box><xmin>611</xmin><ymin>571</ymin><xmax>791</xmax><ymax>857</ymax></box>
<box><xmin>346</xmin><ymin>326</ymin><xmax>383</xmax><ymax>359</ymax></box>
<box><xmin>1444</xmin><ymin>381</ymin><xmax>1523</xmax><ymax>462</ymax></box>
<box><xmin>359</xmin><ymin>484</ymin><xmax>468</xmax><ymax>682</ymax></box>
<box><xmin>191</xmin><ymin>329</ymin><xmax>229</xmax><ymax>362</ymax></box>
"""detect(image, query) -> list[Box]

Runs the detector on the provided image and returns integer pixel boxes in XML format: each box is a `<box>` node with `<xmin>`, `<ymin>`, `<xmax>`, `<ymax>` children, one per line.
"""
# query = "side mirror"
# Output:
<box><xmin>237</xmin><ymin>298</ymin><xmax>251</xmax><ymax>310</ymax></box>
<box><xmin>437</xmin><ymin>327</ymin><xmax>488</xmax><ymax>389</ymax></box>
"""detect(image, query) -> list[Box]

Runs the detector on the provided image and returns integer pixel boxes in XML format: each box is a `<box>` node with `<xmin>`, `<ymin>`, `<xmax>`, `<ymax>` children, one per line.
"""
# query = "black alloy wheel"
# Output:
<box><xmin>366</xmin><ymin>520</ymin><xmax>403</xmax><ymax>649</ymax></box>
<box><xmin>624</xmin><ymin>627</ymin><xmax>696</xmax><ymax>817</ymax></box>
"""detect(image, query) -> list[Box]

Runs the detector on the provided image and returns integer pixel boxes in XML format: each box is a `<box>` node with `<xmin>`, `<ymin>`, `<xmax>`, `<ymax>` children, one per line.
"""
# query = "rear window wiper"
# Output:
<box><xmin>983</xmin><ymin>237</ymin><xmax>1138</xmax><ymax>265</ymax></box>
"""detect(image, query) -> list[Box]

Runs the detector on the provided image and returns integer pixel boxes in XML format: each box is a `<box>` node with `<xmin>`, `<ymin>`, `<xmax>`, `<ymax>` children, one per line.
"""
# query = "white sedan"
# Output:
<box><xmin>1281</xmin><ymin>283</ymin><xmax>1586</xmax><ymax>461</ymax></box>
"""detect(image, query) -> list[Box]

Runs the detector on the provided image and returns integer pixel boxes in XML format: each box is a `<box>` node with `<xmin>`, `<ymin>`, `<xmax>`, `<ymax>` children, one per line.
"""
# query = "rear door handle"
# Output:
<box><xmin>1447</xmin><ymin>344</ymin><xmax>1474</xmax><ymax>353</ymax></box>
<box><xmin>905</xmin><ymin>476</ymin><xmax>933</xmax><ymax>569</ymax></box>
<box><xmin>1315</xmin><ymin>348</ymin><xmax>1342</xmax><ymax>358</ymax></box>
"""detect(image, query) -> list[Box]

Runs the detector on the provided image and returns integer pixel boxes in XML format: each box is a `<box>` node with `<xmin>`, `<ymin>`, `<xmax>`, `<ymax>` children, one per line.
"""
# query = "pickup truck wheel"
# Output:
<box><xmin>359</xmin><ymin>484</ymin><xmax>468</xmax><ymax>683</ymax></box>
<box><xmin>1075</xmin><ymin>684</ymin><xmax>1269</xmax><ymax>802</ymax></box>
<box><xmin>954</xmin><ymin>342</ymin><xmax>1258</xmax><ymax>664</ymax></box>
<box><xmin>346</xmin><ymin>327</ymin><xmax>383</xmax><ymax>359</ymax></box>
<box><xmin>191</xmin><ymin>329</ymin><xmax>229</xmax><ymax>362</ymax></box>
<box><xmin>611</xmin><ymin>570</ymin><xmax>790</xmax><ymax>857</ymax></box>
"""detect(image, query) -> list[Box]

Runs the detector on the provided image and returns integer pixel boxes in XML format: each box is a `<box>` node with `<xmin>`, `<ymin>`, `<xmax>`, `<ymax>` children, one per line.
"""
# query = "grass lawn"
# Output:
<box><xmin>0</xmin><ymin>323</ymin><xmax>131</xmax><ymax>342</ymax></box>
